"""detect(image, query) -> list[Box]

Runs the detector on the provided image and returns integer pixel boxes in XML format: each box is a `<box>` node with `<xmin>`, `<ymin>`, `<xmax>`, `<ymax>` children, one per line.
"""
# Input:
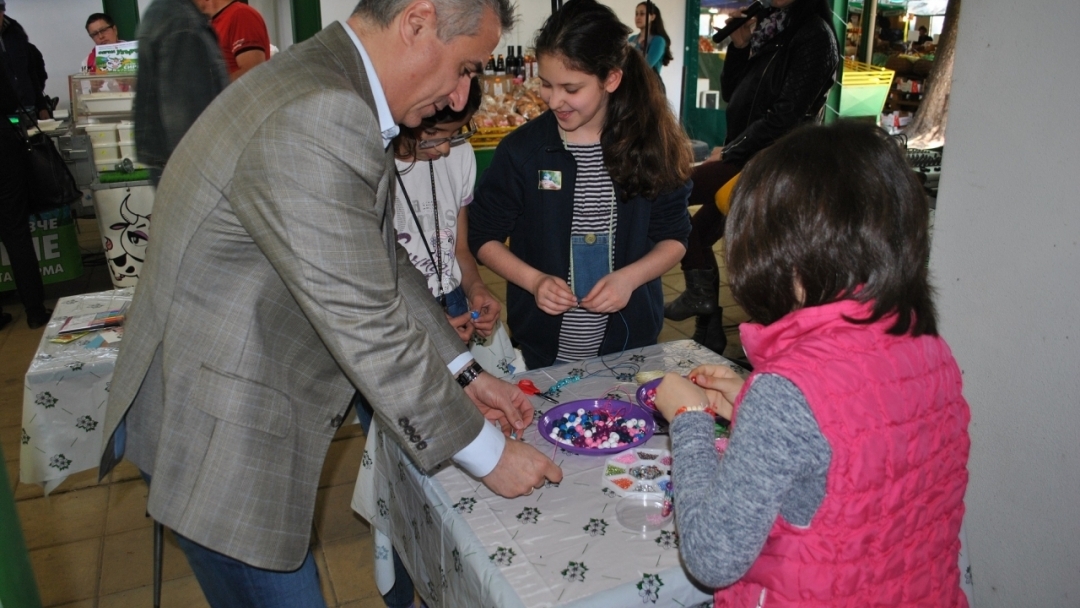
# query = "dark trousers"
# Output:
<box><xmin>0</xmin><ymin>128</ymin><xmax>45</xmax><ymax>316</ymax></box>
<box><xmin>682</xmin><ymin>160</ymin><xmax>741</xmax><ymax>271</ymax></box>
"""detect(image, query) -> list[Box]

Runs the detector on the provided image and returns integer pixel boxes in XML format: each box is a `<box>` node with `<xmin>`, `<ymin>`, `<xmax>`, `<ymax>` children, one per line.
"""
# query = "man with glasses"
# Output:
<box><xmin>84</xmin><ymin>13</ymin><xmax>121</xmax><ymax>73</ymax></box>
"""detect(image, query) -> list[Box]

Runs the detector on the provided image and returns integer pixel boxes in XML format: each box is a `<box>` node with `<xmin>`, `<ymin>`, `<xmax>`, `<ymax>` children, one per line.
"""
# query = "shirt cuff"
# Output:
<box><xmin>447</xmin><ymin>353</ymin><xmax>474</xmax><ymax>376</ymax></box>
<box><xmin>452</xmin><ymin>421</ymin><xmax>506</xmax><ymax>478</ymax></box>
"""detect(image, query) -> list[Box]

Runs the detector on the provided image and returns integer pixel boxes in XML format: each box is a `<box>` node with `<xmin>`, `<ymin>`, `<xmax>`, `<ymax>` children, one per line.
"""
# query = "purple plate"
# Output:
<box><xmin>635</xmin><ymin>378</ymin><xmax>663</xmax><ymax>413</ymax></box>
<box><xmin>538</xmin><ymin>399</ymin><xmax>654</xmax><ymax>455</ymax></box>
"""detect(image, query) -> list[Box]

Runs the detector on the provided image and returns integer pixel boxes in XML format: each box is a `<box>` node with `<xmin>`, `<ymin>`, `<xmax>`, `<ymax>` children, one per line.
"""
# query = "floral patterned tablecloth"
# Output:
<box><xmin>353</xmin><ymin>340</ymin><xmax>743</xmax><ymax>608</ymax></box>
<box><xmin>20</xmin><ymin>289</ymin><xmax>132</xmax><ymax>494</ymax></box>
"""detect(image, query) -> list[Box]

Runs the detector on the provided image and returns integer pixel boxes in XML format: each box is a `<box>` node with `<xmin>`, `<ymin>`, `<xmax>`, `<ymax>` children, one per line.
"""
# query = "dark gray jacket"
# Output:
<box><xmin>134</xmin><ymin>0</ymin><xmax>229</xmax><ymax>169</ymax></box>
<box><xmin>720</xmin><ymin>14</ymin><xmax>838</xmax><ymax>166</ymax></box>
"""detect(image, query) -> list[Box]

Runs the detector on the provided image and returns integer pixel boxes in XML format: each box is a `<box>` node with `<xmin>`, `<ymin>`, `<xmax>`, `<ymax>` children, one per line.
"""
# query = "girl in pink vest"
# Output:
<box><xmin>655</xmin><ymin>121</ymin><xmax>970</xmax><ymax>607</ymax></box>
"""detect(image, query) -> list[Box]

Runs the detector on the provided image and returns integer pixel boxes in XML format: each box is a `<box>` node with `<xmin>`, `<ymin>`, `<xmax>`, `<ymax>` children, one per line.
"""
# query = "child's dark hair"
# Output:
<box><xmin>535</xmin><ymin>0</ymin><xmax>692</xmax><ymax>200</ymax></box>
<box><xmin>725</xmin><ymin>121</ymin><xmax>937</xmax><ymax>336</ymax></box>
<box><xmin>393</xmin><ymin>77</ymin><xmax>482</xmax><ymax>161</ymax></box>
<box><xmin>637</xmin><ymin>2</ymin><xmax>673</xmax><ymax>67</ymax></box>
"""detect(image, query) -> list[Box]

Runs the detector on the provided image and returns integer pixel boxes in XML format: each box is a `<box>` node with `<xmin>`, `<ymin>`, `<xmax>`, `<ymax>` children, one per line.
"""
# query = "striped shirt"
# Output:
<box><xmin>556</xmin><ymin>142</ymin><xmax>617</xmax><ymax>362</ymax></box>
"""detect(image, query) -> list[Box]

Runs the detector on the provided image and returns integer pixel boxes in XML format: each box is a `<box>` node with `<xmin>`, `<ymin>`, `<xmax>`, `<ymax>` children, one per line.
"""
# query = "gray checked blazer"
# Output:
<box><xmin>98</xmin><ymin>22</ymin><xmax>485</xmax><ymax>571</ymax></box>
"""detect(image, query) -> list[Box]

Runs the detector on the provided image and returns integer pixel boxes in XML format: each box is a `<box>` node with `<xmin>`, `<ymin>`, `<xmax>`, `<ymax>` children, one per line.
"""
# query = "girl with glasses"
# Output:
<box><xmin>391</xmin><ymin>77</ymin><xmax>517</xmax><ymax>377</ymax></box>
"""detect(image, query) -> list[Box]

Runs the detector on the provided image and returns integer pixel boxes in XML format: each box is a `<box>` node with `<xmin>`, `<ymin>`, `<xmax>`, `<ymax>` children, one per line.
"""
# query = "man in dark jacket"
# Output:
<box><xmin>134</xmin><ymin>0</ymin><xmax>229</xmax><ymax>185</ymax></box>
<box><xmin>0</xmin><ymin>2</ymin><xmax>53</xmax><ymax>329</ymax></box>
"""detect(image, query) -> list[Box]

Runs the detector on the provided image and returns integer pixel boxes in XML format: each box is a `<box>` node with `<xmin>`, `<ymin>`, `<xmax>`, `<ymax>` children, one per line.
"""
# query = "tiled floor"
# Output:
<box><xmin>1</xmin><ymin>214</ymin><xmax>746</xmax><ymax>607</ymax></box>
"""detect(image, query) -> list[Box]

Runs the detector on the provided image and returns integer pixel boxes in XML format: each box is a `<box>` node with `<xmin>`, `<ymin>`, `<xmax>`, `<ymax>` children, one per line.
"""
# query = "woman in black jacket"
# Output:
<box><xmin>664</xmin><ymin>0</ymin><xmax>838</xmax><ymax>356</ymax></box>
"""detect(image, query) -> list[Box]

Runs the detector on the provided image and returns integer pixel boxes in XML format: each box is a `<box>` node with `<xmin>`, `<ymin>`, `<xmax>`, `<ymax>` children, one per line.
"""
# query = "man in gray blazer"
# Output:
<box><xmin>98</xmin><ymin>0</ymin><xmax>562</xmax><ymax>604</ymax></box>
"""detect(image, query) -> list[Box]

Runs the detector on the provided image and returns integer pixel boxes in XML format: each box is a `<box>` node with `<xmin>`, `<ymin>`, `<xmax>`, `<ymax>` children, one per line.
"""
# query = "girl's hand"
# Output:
<box><xmin>729</xmin><ymin>14</ymin><xmax>757</xmax><ymax>49</ymax></box>
<box><xmin>531</xmin><ymin>274</ymin><xmax>577</xmax><ymax>315</ymax></box>
<box><xmin>580</xmin><ymin>271</ymin><xmax>635</xmax><ymax>314</ymax></box>
<box><xmin>687</xmin><ymin>364</ymin><xmax>745</xmax><ymax>420</ymax></box>
<box><xmin>654</xmin><ymin>373</ymin><xmax>710</xmax><ymax>423</ymax></box>
<box><xmin>445</xmin><ymin>310</ymin><xmax>476</xmax><ymax>343</ymax></box>
<box><xmin>467</xmin><ymin>286</ymin><xmax>501</xmax><ymax>337</ymax></box>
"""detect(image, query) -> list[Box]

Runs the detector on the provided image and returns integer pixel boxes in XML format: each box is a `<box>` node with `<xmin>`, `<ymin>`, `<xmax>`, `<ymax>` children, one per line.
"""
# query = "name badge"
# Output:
<box><xmin>538</xmin><ymin>170</ymin><xmax>562</xmax><ymax>191</ymax></box>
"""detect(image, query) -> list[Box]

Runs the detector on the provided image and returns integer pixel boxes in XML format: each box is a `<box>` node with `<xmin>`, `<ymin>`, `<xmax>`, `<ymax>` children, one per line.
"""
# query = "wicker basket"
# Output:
<box><xmin>469</xmin><ymin>127</ymin><xmax>516</xmax><ymax>150</ymax></box>
<box><xmin>912</xmin><ymin>58</ymin><xmax>934</xmax><ymax>77</ymax></box>
<box><xmin>884</xmin><ymin>54</ymin><xmax>913</xmax><ymax>76</ymax></box>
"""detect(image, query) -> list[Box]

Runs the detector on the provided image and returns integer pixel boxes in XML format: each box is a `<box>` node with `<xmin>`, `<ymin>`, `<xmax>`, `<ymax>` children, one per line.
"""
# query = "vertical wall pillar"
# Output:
<box><xmin>102</xmin><ymin>0</ymin><xmax>140</xmax><ymax>41</ymax></box>
<box><xmin>291</xmin><ymin>0</ymin><xmax>322</xmax><ymax>44</ymax></box>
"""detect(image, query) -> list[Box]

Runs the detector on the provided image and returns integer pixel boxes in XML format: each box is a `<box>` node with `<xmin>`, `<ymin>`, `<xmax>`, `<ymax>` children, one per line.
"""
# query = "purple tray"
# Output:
<box><xmin>538</xmin><ymin>399</ymin><xmax>654</xmax><ymax>455</ymax></box>
<box><xmin>635</xmin><ymin>378</ymin><xmax>663</xmax><ymax>413</ymax></box>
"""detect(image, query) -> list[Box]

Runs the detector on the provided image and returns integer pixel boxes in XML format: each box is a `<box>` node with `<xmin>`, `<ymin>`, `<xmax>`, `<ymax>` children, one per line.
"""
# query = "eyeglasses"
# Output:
<box><xmin>88</xmin><ymin>24</ymin><xmax>115</xmax><ymax>38</ymax></box>
<box><xmin>417</xmin><ymin>124</ymin><xmax>476</xmax><ymax>149</ymax></box>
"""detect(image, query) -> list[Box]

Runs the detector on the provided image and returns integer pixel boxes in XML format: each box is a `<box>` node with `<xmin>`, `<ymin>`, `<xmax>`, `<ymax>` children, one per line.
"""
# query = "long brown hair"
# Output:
<box><xmin>726</xmin><ymin>121</ymin><xmax>937</xmax><ymax>336</ymax></box>
<box><xmin>535</xmin><ymin>0</ymin><xmax>692</xmax><ymax>200</ymax></box>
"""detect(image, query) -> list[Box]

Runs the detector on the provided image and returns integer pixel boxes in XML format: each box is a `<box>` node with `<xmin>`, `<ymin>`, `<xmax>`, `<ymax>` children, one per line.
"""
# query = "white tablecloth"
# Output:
<box><xmin>20</xmin><ymin>288</ymin><xmax>132</xmax><ymax>493</ymax></box>
<box><xmin>353</xmin><ymin>340</ymin><xmax>743</xmax><ymax>608</ymax></box>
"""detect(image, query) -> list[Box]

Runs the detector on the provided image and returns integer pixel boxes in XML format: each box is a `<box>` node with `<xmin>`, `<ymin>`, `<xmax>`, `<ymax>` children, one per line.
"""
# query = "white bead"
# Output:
<box><xmin>577</xmin><ymin>408</ymin><xmax>586</xmax><ymax>415</ymax></box>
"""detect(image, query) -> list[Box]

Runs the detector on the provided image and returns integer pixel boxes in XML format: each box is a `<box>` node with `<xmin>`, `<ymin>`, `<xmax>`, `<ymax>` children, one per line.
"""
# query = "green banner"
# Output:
<box><xmin>0</xmin><ymin>207</ymin><xmax>84</xmax><ymax>292</ymax></box>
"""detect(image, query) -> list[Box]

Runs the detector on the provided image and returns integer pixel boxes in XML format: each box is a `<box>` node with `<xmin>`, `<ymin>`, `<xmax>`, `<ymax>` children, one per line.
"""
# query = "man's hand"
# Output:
<box><xmin>531</xmin><ymin>274</ymin><xmax>577</xmax><ymax>315</ymax></box>
<box><xmin>464</xmin><ymin>372</ymin><xmax>533</xmax><ymax>436</ymax></box>
<box><xmin>446</xmin><ymin>310</ymin><xmax>475</xmax><ymax>343</ymax></box>
<box><xmin>481</xmin><ymin>439</ymin><xmax>563</xmax><ymax>498</ymax></box>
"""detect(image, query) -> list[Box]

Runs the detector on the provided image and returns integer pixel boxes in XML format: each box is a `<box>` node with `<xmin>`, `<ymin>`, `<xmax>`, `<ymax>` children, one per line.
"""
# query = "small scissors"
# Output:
<box><xmin>517</xmin><ymin>379</ymin><xmax>559</xmax><ymax>404</ymax></box>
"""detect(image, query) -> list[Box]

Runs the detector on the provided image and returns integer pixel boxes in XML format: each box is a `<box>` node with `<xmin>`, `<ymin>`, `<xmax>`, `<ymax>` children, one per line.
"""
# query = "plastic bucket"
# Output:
<box><xmin>92</xmin><ymin>184</ymin><xmax>155</xmax><ymax>288</ymax></box>
<box><xmin>84</xmin><ymin>123</ymin><xmax>117</xmax><ymax>145</ymax></box>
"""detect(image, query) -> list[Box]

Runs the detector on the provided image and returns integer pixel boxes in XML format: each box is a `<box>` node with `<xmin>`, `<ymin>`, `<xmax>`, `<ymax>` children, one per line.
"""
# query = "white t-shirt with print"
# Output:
<box><xmin>392</xmin><ymin>145</ymin><xmax>477</xmax><ymax>298</ymax></box>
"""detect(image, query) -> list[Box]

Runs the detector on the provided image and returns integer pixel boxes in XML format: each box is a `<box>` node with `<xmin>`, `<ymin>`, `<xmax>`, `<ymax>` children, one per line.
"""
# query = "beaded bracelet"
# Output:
<box><xmin>673</xmin><ymin>403</ymin><xmax>718</xmax><ymax>419</ymax></box>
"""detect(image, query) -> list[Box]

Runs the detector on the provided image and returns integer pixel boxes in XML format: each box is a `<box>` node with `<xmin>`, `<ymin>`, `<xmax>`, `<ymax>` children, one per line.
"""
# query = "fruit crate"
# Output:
<box><xmin>469</xmin><ymin>127</ymin><xmax>516</xmax><ymax>150</ymax></box>
<box><xmin>839</xmin><ymin>59</ymin><xmax>895</xmax><ymax>117</ymax></box>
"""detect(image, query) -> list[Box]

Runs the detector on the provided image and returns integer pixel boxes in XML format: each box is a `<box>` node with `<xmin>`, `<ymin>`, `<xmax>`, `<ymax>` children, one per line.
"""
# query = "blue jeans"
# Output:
<box><xmin>140</xmin><ymin>472</ymin><xmax>326</xmax><ymax>608</ymax></box>
<box><xmin>570</xmin><ymin>233</ymin><xmax>611</xmax><ymax>300</ymax></box>
<box><xmin>173</xmin><ymin>534</ymin><xmax>326</xmax><ymax>608</ymax></box>
<box><xmin>350</xmin><ymin>392</ymin><xmax>418</xmax><ymax>608</ymax></box>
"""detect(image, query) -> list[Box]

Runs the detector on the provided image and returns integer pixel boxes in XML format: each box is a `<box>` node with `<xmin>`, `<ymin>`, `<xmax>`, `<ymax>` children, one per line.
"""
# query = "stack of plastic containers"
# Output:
<box><xmin>116</xmin><ymin>120</ymin><xmax>139</xmax><ymax>166</ymax></box>
<box><xmin>85</xmin><ymin>123</ymin><xmax>119</xmax><ymax>172</ymax></box>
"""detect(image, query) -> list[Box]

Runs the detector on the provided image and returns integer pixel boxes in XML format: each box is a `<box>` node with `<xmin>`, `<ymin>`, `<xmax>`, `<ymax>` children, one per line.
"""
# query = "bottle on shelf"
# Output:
<box><xmin>486</xmin><ymin>54</ymin><xmax>496</xmax><ymax>74</ymax></box>
<box><xmin>495</xmin><ymin>54</ymin><xmax>505</xmax><ymax>75</ymax></box>
<box><xmin>516</xmin><ymin>46</ymin><xmax>524</xmax><ymax>78</ymax></box>
<box><xmin>506</xmin><ymin>45</ymin><xmax>517</xmax><ymax>78</ymax></box>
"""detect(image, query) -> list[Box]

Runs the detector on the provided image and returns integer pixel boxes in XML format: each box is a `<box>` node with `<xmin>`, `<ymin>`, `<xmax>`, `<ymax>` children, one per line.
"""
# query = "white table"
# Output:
<box><xmin>20</xmin><ymin>288</ymin><xmax>132</xmax><ymax>493</ymax></box>
<box><xmin>353</xmin><ymin>340</ymin><xmax>744</xmax><ymax>608</ymax></box>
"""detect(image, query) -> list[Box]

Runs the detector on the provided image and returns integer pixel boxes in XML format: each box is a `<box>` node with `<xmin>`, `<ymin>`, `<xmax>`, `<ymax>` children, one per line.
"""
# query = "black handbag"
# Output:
<box><xmin>13</xmin><ymin>106</ymin><xmax>82</xmax><ymax>215</ymax></box>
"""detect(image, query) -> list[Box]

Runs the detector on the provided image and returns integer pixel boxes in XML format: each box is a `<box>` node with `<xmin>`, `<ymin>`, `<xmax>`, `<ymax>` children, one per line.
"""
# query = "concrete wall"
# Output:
<box><xmin>931</xmin><ymin>1</ymin><xmax>1080</xmax><ymax>605</ymax></box>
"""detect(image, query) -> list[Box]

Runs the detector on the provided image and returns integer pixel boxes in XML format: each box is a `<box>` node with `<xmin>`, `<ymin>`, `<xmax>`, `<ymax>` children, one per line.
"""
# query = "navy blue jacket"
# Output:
<box><xmin>469</xmin><ymin>111</ymin><xmax>691</xmax><ymax>369</ymax></box>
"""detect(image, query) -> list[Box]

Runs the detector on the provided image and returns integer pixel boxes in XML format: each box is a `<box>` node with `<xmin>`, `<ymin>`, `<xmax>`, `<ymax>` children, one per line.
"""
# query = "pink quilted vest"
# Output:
<box><xmin>716</xmin><ymin>299</ymin><xmax>970</xmax><ymax>607</ymax></box>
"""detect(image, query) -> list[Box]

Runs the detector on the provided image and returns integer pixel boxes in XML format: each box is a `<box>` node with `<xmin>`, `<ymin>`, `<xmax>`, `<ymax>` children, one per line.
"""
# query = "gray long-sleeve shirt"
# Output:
<box><xmin>671</xmin><ymin>373</ymin><xmax>831</xmax><ymax>589</ymax></box>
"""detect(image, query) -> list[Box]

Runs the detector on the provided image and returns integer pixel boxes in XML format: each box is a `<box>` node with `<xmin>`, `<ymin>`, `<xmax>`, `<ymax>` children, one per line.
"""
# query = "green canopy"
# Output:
<box><xmin>849</xmin><ymin>0</ymin><xmax>908</xmax><ymax>15</ymax></box>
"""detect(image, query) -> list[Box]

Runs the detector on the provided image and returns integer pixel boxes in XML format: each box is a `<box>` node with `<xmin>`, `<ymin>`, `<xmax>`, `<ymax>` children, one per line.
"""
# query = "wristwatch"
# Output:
<box><xmin>456</xmin><ymin>360</ymin><xmax>484</xmax><ymax>389</ymax></box>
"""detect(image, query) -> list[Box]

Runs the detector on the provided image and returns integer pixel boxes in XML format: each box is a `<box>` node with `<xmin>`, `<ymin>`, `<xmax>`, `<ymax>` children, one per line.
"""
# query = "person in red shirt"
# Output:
<box><xmin>85</xmin><ymin>12</ymin><xmax>121</xmax><ymax>73</ymax></box>
<box><xmin>198</xmin><ymin>0</ymin><xmax>271</xmax><ymax>81</ymax></box>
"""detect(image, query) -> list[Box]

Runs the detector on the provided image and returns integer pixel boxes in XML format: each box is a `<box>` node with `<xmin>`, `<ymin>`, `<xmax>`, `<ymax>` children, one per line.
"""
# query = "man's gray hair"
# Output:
<box><xmin>353</xmin><ymin>0</ymin><xmax>515</xmax><ymax>41</ymax></box>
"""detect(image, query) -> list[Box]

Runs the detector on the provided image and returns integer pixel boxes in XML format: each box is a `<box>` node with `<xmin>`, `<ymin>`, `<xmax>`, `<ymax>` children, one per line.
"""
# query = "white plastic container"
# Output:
<box><xmin>84</xmin><ymin>123</ymin><xmax>118</xmax><ymax>145</ymax></box>
<box><xmin>93</xmin><ymin>143</ymin><xmax>120</xmax><ymax>161</ymax></box>
<box><xmin>119</xmin><ymin>143</ymin><xmax>136</xmax><ymax>160</ymax></box>
<box><xmin>81</xmin><ymin>91</ymin><xmax>134</xmax><ymax>113</ymax></box>
<box><xmin>117</xmin><ymin>121</ymin><xmax>135</xmax><ymax>143</ymax></box>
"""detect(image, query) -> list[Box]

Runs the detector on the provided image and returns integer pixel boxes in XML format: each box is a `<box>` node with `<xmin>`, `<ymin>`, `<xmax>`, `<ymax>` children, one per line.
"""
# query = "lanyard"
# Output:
<box><xmin>395</xmin><ymin>160</ymin><xmax>446</xmax><ymax>302</ymax></box>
